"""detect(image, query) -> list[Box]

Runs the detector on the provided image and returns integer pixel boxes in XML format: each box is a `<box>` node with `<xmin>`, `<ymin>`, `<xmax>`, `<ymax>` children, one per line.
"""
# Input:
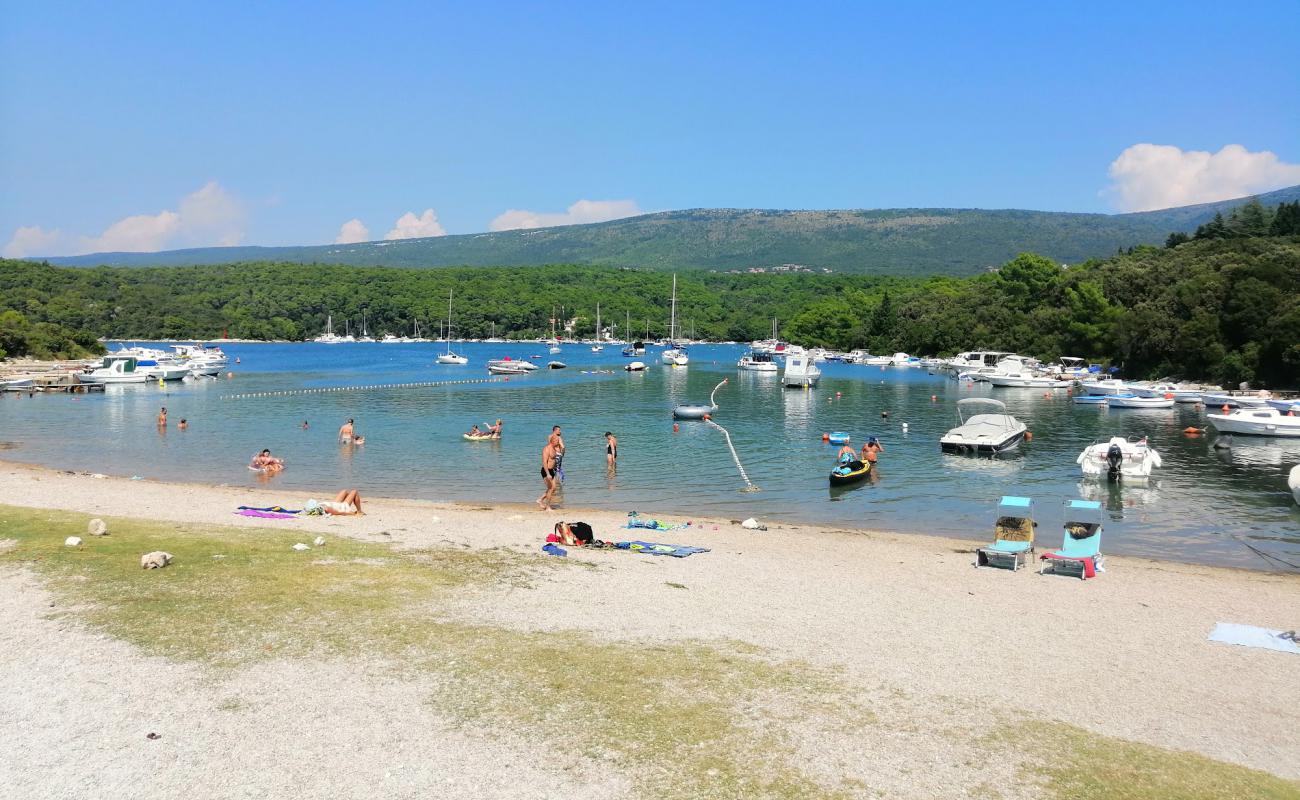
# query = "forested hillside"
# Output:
<box><xmin>44</xmin><ymin>186</ymin><xmax>1300</xmax><ymax>276</ymax></box>
<box><xmin>5</xmin><ymin>223</ymin><xmax>1298</xmax><ymax>387</ymax></box>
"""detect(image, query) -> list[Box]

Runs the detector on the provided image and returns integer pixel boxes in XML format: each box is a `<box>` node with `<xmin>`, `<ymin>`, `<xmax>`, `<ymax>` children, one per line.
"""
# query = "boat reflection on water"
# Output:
<box><xmin>781</xmin><ymin>385</ymin><xmax>815</xmax><ymax>432</ymax></box>
<box><xmin>1211</xmin><ymin>435</ymin><xmax>1300</xmax><ymax>467</ymax></box>
<box><xmin>1076</xmin><ymin>479</ymin><xmax>1162</xmax><ymax>516</ymax></box>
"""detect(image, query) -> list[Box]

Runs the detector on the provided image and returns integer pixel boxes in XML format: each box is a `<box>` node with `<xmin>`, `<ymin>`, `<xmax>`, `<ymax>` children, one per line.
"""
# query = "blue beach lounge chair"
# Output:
<box><xmin>1040</xmin><ymin>500</ymin><xmax>1104</xmax><ymax>579</ymax></box>
<box><xmin>976</xmin><ymin>496</ymin><xmax>1036</xmax><ymax>570</ymax></box>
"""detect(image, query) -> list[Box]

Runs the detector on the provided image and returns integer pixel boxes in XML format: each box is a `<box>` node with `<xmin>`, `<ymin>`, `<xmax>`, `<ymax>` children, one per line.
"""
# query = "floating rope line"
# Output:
<box><xmin>705</xmin><ymin>418</ymin><xmax>759</xmax><ymax>492</ymax></box>
<box><xmin>697</xmin><ymin>379</ymin><xmax>758</xmax><ymax>492</ymax></box>
<box><xmin>222</xmin><ymin>377</ymin><xmax>506</xmax><ymax>400</ymax></box>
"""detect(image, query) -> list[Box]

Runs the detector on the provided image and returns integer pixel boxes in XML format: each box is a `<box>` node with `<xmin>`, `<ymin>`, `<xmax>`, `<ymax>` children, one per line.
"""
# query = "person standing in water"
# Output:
<box><xmin>338</xmin><ymin>418</ymin><xmax>355</xmax><ymax>443</ymax></box>
<box><xmin>605</xmin><ymin>431</ymin><xmax>618</xmax><ymax>468</ymax></box>
<box><xmin>861</xmin><ymin>437</ymin><xmax>885</xmax><ymax>464</ymax></box>
<box><xmin>549</xmin><ymin>425</ymin><xmax>566</xmax><ymax>482</ymax></box>
<box><xmin>157</xmin><ymin>407</ymin><xmax>168</xmax><ymax>427</ymax></box>
<box><xmin>537</xmin><ymin>439</ymin><xmax>559</xmax><ymax>510</ymax></box>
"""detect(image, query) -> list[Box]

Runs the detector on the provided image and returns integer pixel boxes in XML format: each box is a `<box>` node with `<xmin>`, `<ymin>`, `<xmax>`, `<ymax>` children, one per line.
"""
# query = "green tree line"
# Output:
<box><xmin>2</xmin><ymin>228</ymin><xmax>1297</xmax><ymax>387</ymax></box>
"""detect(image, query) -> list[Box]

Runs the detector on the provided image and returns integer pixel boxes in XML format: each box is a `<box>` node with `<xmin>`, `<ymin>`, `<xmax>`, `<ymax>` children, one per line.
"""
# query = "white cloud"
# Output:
<box><xmin>334</xmin><ymin>218</ymin><xmax>371</xmax><ymax>244</ymax></box>
<box><xmin>385</xmin><ymin>209</ymin><xmax>446</xmax><ymax>240</ymax></box>
<box><xmin>1106</xmin><ymin>144</ymin><xmax>1300</xmax><ymax>212</ymax></box>
<box><xmin>79</xmin><ymin>210</ymin><xmax>183</xmax><ymax>253</ymax></box>
<box><xmin>488</xmin><ymin>199</ymin><xmax>642</xmax><ymax>231</ymax></box>
<box><xmin>3</xmin><ymin>182</ymin><xmax>245</xmax><ymax>257</ymax></box>
<box><xmin>3</xmin><ymin>225</ymin><xmax>64</xmax><ymax>259</ymax></box>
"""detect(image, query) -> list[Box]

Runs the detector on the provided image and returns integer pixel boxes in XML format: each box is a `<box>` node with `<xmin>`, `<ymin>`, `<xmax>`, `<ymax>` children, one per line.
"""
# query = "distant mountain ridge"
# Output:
<box><xmin>45</xmin><ymin>185</ymin><xmax>1300</xmax><ymax>276</ymax></box>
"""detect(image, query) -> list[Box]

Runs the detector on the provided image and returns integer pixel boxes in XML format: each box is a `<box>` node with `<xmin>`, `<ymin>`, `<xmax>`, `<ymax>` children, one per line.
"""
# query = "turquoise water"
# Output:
<box><xmin>3</xmin><ymin>341</ymin><xmax>1298</xmax><ymax>571</ymax></box>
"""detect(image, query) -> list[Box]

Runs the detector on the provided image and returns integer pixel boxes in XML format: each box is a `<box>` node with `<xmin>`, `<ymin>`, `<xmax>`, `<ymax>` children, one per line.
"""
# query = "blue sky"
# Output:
<box><xmin>2</xmin><ymin>1</ymin><xmax>1297</xmax><ymax>255</ymax></box>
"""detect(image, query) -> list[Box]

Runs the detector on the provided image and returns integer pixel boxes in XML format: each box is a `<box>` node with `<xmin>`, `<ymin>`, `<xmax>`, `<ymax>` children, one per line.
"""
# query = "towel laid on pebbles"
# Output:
<box><xmin>1208</xmin><ymin>623</ymin><xmax>1300</xmax><ymax>655</ymax></box>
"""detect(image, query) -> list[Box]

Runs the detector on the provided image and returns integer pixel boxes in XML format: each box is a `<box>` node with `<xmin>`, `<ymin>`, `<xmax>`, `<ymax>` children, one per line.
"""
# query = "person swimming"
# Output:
<box><xmin>250</xmin><ymin>449</ymin><xmax>284</xmax><ymax>472</ymax></box>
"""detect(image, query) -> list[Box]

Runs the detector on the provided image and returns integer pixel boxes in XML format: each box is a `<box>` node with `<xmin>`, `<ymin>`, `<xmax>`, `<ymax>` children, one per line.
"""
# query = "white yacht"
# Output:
<box><xmin>1132</xmin><ymin>383</ymin><xmax>1203</xmax><ymax>402</ymax></box>
<box><xmin>661</xmin><ymin>275</ymin><xmax>689</xmax><ymax>366</ymax></box>
<box><xmin>1078</xmin><ymin>436</ymin><xmax>1163</xmax><ymax>480</ymax></box>
<box><xmin>939</xmin><ymin>398</ymin><xmax>1027</xmax><ymax>454</ymax></box>
<box><xmin>1207</xmin><ymin>408</ymin><xmax>1300</xmax><ymax>437</ymax></box>
<box><xmin>1078</xmin><ymin>378</ymin><xmax>1129</xmax><ymax>395</ymax></box>
<box><xmin>591</xmin><ymin>304</ymin><xmax>605</xmax><ymax>352</ymax></box>
<box><xmin>435</xmin><ymin>291</ymin><xmax>469</xmax><ymax>365</ymax></box>
<box><xmin>356</xmin><ymin>312</ymin><xmax>376</xmax><ymax>343</ymax></box>
<box><xmin>314</xmin><ymin>314</ymin><xmax>344</xmax><ymax>344</ymax></box>
<box><xmin>737</xmin><ymin>351</ymin><xmax>779</xmax><ymax>372</ymax></box>
<box><xmin>945</xmin><ymin>351</ymin><xmax>1015</xmax><ymax>374</ymax></box>
<box><xmin>782</xmin><ymin>346</ymin><xmax>821</xmax><ymax>388</ymax></box>
<box><xmin>80</xmin><ymin>356</ymin><xmax>148</xmax><ymax>384</ymax></box>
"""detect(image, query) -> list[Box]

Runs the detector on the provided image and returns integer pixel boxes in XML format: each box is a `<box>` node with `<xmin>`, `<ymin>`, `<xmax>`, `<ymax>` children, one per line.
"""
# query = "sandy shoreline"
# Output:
<box><xmin>3</xmin><ymin>459</ymin><xmax>1299</xmax><ymax>796</ymax></box>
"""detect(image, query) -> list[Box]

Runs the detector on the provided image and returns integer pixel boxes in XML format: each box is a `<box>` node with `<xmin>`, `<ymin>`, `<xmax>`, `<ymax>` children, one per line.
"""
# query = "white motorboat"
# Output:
<box><xmin>939</xmin><ymin>398</ymin><xmax>1026</xmax><ymax>454</ymax></box>
<box><xmin>486</xmin><ymin>358</ymin><xmax>536</xmax><ymax>372</ymax></box>
<box><xmin>1207</xmin><ymin>408</ymin><xmax>1300</xmax><ymax>437</ymax></box>
<box><xmin>80</xmin><ymin>356</ymin><xmax>148</xmax><ymax>384</ymax></box>
<box><xmin>858</xmin><ymin>354</ymin><xmax>893</xmax><ymax>366</ymax></box>
<box><xmin>986</xmin><ymin>372</ymin><xmax>1072</xmax><ymax>388</ymax></box>
<box><xmin>1079</xmin><ymin>378</ymin><xmax>1128</xmax><ymax>395</ymax></box>
<box><xmin>1052</xmin><ymin>357</ymin><xmax>1091</xmax><ymax>378</ymax></box>
<box><xmin>435</xmin><ymin>291</ymin><xmax>469</xmax><ymax>364</ymax></box>
<box><xmin>1105</xmin><ymin>394</ymin><xmax>1175</xmax><ymax>409</ymax></box>
<box><xmin>944</xmin><ymin>351</ymin><xmax>1016</xmax><ymax>374</ymax></box>
<box><xmin>2</xmin><ymin>377</ymin><xmax>35</xmax><ymax>391</ymax></box>
<box><xmin>737</xmin><ymin>351</ymin><xmax>779</xmax><ymax>372</ymax></box>
<box><xmin>782</xmin><ymin>346</ymin><xmax>821</xmax><ymax>388</ymax></box>
<box><xmin>547</xmin><ymin>361</ymin><xmax>566</xmax><ymax>369</ymax></box>
<box><xmin>624</xmin><ymin>361</ymin><xmax>646</xmax><ymax>372</ymax></box>
<box><xmin>661</xmin><ymin>275</ymin><xmax>689</xmax><ymax>366</ymax></box>
<box><xmin>379</xmin><ymin>333</ymin><xmax>407</xmax><ymax>344</ymax></box>
<box><xmin>137</xmin><ymin>359</ymin><xmax>191</xmax><ymax>381</ymax></box>
<box><xmin>1130</xmin><ymin>382</ymin><xmax>1198</xmax><ymax>402</ymax></box>
<box><xmin>1078</xmin><ymin>436</ymin><xmax>1163</xmax><ymax>481</ymax></box>
<box><xmin>1265</xmin><ymin>397</ymin><xmax>1300</xmax><ymax>412</ymax></box>
<box><xmin>1203</xmin><ymin>391</ymin><xmax>1271</xmax><ymax>408</ymax></box>
<box><xmin>1290</xmin><ymin>465</ymin><xmax>1300</xmax><ymax>504</ymax></box>
<box><xmin>487</xmin><ymin>362</ymin><xmax>530</xmax><ymax>375</ymax></box>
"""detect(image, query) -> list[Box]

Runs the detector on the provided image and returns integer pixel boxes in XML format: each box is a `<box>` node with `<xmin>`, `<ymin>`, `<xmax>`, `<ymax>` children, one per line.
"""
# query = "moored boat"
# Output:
<box><xmin>1207</xmin><ymin>408</ymin><xmax>1300</xmax><ymax>437</ymax></box>
<box><xmin>1078</xmin><ymin>436</ymin><xmax>1162</xmax><ymax>481</ymax></box>
<box><xmin>782</xmin><ymin>347</ymin><xmax>821</xmax><ymax>388</ymax></box>
<box><xmin>1105</xmin><ymin>394</ymin><xmax>1175</xmax><ymax>409</ymax></box>
<box><xmin>737</xmin><ymin>351</ymin><xmax>778</xmax><ymax>372</ymax></box>
<box><xmin>940</xmin><ymin>398</ymin><xmax>1026</xmax><ymax>454</ymax></box>
<box><xmin>1202</xmin><ymin>391</ymin><xmax>1271</xmax><ymax>408</ymax></box>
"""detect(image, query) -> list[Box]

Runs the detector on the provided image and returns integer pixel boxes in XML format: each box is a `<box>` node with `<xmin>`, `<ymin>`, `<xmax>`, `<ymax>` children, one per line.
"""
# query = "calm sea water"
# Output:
<box><xmin>3</xmin><ymin>342</ymin><xmax>1298</xmax><ymax>571</ymax></box>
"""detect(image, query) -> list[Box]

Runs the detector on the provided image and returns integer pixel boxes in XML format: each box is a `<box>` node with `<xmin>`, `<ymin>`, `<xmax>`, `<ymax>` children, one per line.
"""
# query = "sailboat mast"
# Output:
<box><xmin>596</xmin><ymin>303</ymin><xmax>601</xmax><ymax>343</ymax></box>
<box><xmin>668</xmin><ymin>274</ymin><xmax>678</xmax><ymax>343</ymax></box>
<box><xmin>445</xmin><ymin>290</ymin><xmax>454</xmax><ymax>353</ymax></box>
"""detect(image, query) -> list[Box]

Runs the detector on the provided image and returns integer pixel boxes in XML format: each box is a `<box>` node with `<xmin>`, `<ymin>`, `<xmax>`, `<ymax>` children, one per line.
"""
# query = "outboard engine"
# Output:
<box><xmin>1106</xmin><ymin>443</ymin><xmax>1124</xmax><ymax>481</ymax></box>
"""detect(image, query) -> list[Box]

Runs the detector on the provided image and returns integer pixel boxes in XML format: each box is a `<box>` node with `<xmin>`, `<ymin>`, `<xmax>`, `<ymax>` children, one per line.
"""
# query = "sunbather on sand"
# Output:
<box><xmin>321</xmin><ymin>489</ymin><xmax>364</xmax><ymax>515</ymax></box>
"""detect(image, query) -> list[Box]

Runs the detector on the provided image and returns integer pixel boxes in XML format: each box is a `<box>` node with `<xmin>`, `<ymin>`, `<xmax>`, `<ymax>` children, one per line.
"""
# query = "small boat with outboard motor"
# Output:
<box><xmin>1207</xmin><ymin>407</ymin><xmax>1300</xmax><ymax>437</ymax></box>
<box><xmin>1078</xmin><ymin>436</ymin><xmax>1162</xmax><ymax>481</ymax></box>
<box><xmin>1105</xmin><ymin>394</ymin><xmax>1175</xmax><ymax>409</ymax></box>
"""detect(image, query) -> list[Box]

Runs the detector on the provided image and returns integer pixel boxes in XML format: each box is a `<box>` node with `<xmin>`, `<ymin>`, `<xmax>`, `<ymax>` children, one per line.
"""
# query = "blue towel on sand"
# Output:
<box><xmin>238</xmin><ymin>505</ymin><xmax>302</xmax><ymax>514</ymax></box>
<box><xmin>615</xmin><ymin>541</ymin><xmax>710</xmax><ymax>558</ymax></box>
